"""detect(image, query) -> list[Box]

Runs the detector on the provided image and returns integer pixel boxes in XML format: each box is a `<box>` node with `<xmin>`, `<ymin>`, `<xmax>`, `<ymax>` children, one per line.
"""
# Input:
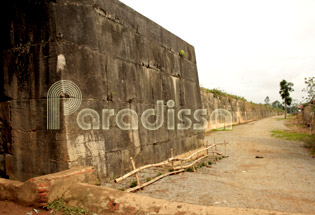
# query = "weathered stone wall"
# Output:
<box><xmin>1</xmin><ymin>0</ymin><xmax>203</xmax><ymax>181</ymax></box>
<box><xmin>302</xmin><ymin>104</ymin><xmax>315</xmax><ymax>129</ymax></box>
<box><xmin>201</xmin><ymin>88</ymin><xmax>283</xmax><ymax>131</ymax></box>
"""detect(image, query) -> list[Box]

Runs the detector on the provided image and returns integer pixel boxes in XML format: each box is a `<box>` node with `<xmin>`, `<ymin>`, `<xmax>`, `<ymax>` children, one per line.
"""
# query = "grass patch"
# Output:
<box><xmin>130</xmin><ymin>181</ymin><xmax>137</xmax><ymax>188</ymax></box>
<box><xmin>44</xmin><ymin>199</ymin><xmax>90</xmax><ymax>215</ymax></box>
<box><xmin>185</xmin><ymin>167</ymin><xmax>193</xmax><ymax>172</ymax></box>
<box><xmin>271</xmin><ymin>130</ymin><xmax>314</xmax><ymax>142</ymax></box>
<box><xmin>304</xmin><ymin>135</ymin><xmax>315</xmax><ymax>155</ymax></box>
<box><xmin>212</xmin><ymin>128</ymin><xmax>232</xmax><ymax>131</ymax></box>
<box><xmin>146</xmin><ymin>177</ymin><xmax>151</xmax><ymax>182</ymax></box>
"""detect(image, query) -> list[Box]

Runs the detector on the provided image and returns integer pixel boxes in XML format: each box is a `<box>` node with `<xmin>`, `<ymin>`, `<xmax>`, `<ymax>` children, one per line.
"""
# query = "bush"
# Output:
<box><xmin>185</xmin><ymin>167</ymin><xmax>193</xmax><ymax>172</ymax></box>
<box><xmin>179</xmin><ymin>49</ymin><xmax>186</xmax><ymax>57</ymax></box>
<box><xmin>44</xmin><ymin>199</ymin><xmax>90</xmax><ymax>215</ymax></box>
<box><xmin>130</xmin><ymin>181</ymin><xmax>137</xmax><ymax>188</ymax></box>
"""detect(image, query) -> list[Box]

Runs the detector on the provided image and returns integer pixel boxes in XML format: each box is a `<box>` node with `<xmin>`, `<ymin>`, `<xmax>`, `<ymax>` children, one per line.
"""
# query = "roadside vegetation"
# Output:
<box><xmin>200</xmin><ymin>87</ymin><xmax>247</xmax><ymax>101</ymax></box>
<box><xmin>272</xmin><ymin>114</ymin><xmax>315</xmax><ymax>156</ymax></box>
<box><xmin>44</xmin><ymin>199</ymin><xmax>91</xmax><ymax>215</ymax></box>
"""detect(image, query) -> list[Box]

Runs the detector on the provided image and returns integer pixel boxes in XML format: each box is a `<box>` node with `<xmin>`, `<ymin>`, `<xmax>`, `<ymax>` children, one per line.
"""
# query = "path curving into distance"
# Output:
<box><xmin>138</xmin><ymin>116</ymin><xmax>315</xmax><ymax>214</ymax></box>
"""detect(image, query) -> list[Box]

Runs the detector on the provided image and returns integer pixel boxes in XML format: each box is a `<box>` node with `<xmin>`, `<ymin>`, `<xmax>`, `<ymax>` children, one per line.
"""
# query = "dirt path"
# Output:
<box><xmin>138</xmin><ymin>116</ymin><xmax>315</xmax><ymax>214</ymax></box>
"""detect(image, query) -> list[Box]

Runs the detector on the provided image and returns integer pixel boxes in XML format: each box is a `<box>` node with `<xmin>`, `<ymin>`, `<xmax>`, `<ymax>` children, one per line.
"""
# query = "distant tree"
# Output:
<box><xmin>279</xmin><ymin>80</ymin><xmax>294</xmax><ymax>119</ymax></box>
<box><xmin>302</xmin><ymin>77</ymin><xmax>315</xmax><ymax>103</ymax></box>
<box><xmin>272</xmin><ymin>100</ymin><xmax>283</xmax><ymax>109</ymax></box>
<box><xmin>264</xmin><ymin>96</ymin><xmax>270</xmax><ymax>105</ymax></box>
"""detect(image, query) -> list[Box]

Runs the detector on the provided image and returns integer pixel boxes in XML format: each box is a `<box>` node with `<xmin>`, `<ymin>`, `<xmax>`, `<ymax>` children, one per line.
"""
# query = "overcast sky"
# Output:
<box><xmin>120</xmin><ymin>0</ymin><xmax>315</xmax><ymax>104</ymax></box>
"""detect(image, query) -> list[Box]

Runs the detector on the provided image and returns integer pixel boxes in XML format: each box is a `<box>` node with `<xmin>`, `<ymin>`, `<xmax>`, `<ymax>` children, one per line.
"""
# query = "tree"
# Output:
<box><xmin>272</xmin><ymin>100</ymin><xmax>283</xmax><ymax>109</ymax></box>
<box><xmin>302</xmin><ymin>77</ymin><xmax>315</xmax><ymax>103</ymax></box>
<box><xmin>264</xmin><ymin>96</ymin><xmax>270</xmax><ymax>105</ymax></box>
<box><xmin>279</xmin><ymin>80</ymin><xmax>294</xmax><ymax>119</ymax></box>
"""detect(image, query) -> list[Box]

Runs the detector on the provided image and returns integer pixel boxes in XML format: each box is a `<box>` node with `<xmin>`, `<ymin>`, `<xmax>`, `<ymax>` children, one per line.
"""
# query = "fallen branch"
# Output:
<box><xmin>115</xmin><ymin>142</ymin><xmax>228</xmax><ymax>183</ymax></box>
<box><xmin>126</xmin><ymin>169</ymin><xmax>185</xmax><ymax>192</ymax></box>
<box><xmin>115</xmin><ymin>160</ymin><xmax>170</xmax><ymax>183</ymax></box>
<box><xmin>169</xmin><ymin>142</ymin><xmax>228</xmax><ymax>162</ymax></box>
<box><xmin>173</xmin><ymin>155</ymin><xmax>208</xmax><ymax>170</ymax></box>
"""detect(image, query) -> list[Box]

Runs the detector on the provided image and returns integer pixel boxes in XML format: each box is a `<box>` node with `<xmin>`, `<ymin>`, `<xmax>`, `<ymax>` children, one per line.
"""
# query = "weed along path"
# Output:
<box><xmin>138</xmin><ymin>116</ymin><xmax>315</xmax><ymax>214</ymax></box>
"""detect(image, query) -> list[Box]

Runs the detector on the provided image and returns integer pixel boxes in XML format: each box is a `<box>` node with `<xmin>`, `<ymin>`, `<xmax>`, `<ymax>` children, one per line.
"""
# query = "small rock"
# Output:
<box><xmin>255</xmin><ymin>156</ymin><xmax>264</xmax><ymax>159</ymax></box>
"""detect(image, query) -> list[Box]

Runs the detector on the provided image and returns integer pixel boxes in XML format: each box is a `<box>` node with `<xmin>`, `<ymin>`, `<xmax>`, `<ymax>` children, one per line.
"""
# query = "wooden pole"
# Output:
<box><xmin>211</xmin><ymin>147</ymin><xmax>216</xmax><ymax>164</ymax></box>
<box><xmin>207</xmin><ymin>141</ymin><xmax>209</xmax><ymax>156</ymax></box>
<box><xmin>115</xmin><ymin>143</ymin><xmax>228</xmax><ymax>183</ymax></box>
<box><xmin>173</xmin><ymin>155</ymin><xmax>208</xmax><ymax>170</ymax></box>
<box><xmin>171</xmin><ymin>148</ymin><xmax>174</xmax><ymax>169</ymax></box>
<box><xmin>130</xmin><ymin>157</ymin><xmax>141</xmax><ymax>186</ymax></box>
<box><xmin>214</xmin><ymin>138</ymin><xmax>217</xmax><ymax>162</ymax></box>
<box><xmin>224</xmin><ymin>141</ymin><xmax>227</xmax><ymax>156</ymax></box>
<box><xmin>126</xmin><ymin>169</ymin><xmax>185</xmax><ymax>192</ymax></box>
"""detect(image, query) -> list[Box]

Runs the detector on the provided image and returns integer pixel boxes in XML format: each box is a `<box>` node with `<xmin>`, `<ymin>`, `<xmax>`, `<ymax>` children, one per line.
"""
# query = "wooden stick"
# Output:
<box><xmin>173</xmin><ymin>155</ymin><xmax>208</xmax><ymax>170</ymax></box>
<box><xmin>169</xmin><ymin>143</ymin><xmax>226</xmax><ymax>162</ymax></box>
<box><xmin>115</xmin><ymin>160</ymin><xmax>170</xmax><ymax>183</ymax></box>
<box><xmin>115</xmin><ymin>143</ymin><xmax>228</xmax><ymax>183</ymax></box>
<box><xmin>130</xmin><ymin>157</ymin><xmax>141</xmax><ymax>186</ymax></box>
<box><xmin>224</xmin><ymin>141</ymin><xmax>227</xmax><ymax>156</ymax></box>
<box><xmin>211</xmin><ymin>147</ymin><xmax>216</xmax><ymax>164</ymax></box>
<box><xmin>126</xmin><ymin>169</ymin><xmax>185</xmax><ymax>192</ymax></box>
<box><xmin>171</xmin><ymin>148</ymin><xmax>174</xmax><ymax>169</ymax></box>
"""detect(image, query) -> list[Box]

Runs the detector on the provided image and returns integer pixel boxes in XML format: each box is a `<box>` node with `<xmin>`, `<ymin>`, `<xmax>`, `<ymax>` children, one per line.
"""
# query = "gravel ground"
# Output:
<box><xmin>136</xmin><ymin>116</ymin><xmax>315</xmax><ymax>214</ymax></box>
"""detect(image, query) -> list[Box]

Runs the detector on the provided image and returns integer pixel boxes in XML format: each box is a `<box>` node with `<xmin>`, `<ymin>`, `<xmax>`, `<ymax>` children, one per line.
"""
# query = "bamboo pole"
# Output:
<box><xmin>115</xmin><ymin>160</ymin><xmax>170</xmax><ymax>183</ymax></box>
<box><xmin>171</xmin><ymin>148</ymin><xmax>174</xmax><ymax>169</ymax></box>
<box><xmin>169</xmin><ymin>143</ymin><xmax>226</xmax><ymax>162</ymax></box>
<box><xmin>173</xmin><ymin>155</ymin><xmax>208</xmax><ymax>170</ymax></box>
<box><xmin>115</xmin><ymin>143</ymin><xmax>228</xmax><ymax>183</ymax></box>
<box><xmin>130</xmin><ymin>157</ymin><xmax>141</xmax><ymax>186</ymax></box>
<box><xmin>126</xmin><ymin>169</ymin><xmax>185</xmax><ymax>192</ymax></box>
<box><xmin>211</xmin><ymin>147</ymin><xmax>216</xmax><ymax>164</ymax></box>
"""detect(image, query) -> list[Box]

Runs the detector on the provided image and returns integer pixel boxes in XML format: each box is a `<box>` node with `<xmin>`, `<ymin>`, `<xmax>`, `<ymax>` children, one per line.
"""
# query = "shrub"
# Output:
<box><xmin>179</xmin><ymin>49</ymin><xmax>186</xmax><ymax>57</ymax></box>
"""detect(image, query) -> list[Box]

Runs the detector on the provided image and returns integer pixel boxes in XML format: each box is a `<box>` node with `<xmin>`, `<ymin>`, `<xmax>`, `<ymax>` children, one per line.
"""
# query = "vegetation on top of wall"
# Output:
<box><xmin>201</xmin><ymin>87</ymin><xmax>247</xmax><ymax>101</ymax></box>
<box><xmin>201</xmin><ymin>87</ymin><xmax>284</xmax><ymax>113</ymax></box>
<box><xmin>179</xmin><ymin>49</ymin><xmax>186</xmax><ymax>57</ymax></box>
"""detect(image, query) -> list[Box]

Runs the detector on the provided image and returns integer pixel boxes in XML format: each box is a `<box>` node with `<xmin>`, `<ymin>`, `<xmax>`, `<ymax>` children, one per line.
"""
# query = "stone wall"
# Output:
<box><xmin>302</xmin><ymin>104</ymin><xmax>315</xmax><ymax>130</ymax></box>
<box><xmin>0</xmin><ymin>0</ymin><xmax>203</xmax><ymax>181</ymax></box>
<box><xmin>201</xmin><ymin>88</ymin><xmax>283</xmax><ymax>131</ymax></box>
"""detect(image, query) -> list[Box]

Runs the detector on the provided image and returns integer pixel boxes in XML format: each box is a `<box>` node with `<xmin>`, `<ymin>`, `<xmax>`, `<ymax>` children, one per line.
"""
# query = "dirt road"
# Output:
<box><xmin>138</xmin><ymin>116</ymin><xmax>315</xmax><ymax>214</ymax></box>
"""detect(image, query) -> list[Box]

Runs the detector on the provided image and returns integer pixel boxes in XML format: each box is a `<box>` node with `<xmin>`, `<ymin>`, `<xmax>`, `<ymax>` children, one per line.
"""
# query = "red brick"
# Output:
<box><xmin>38</xmin><ymin>195</ymin><xmax>48</xmax><ymax>202</ymax></box>
<box><xmin>37</xmin><ymin>182</ymin><xmax>51</xmax><ymax>187</ymax></box>
<box><xmin>38</xmin><ymin>192</ymin><xmax>48</xmax><ymax>197</ymax></box>
<box><xmin>107</xmin><ymin>201</ymin><xmax>119</xmax><ymax>210</ymax></box>
<box><xmin>39</xmin><ymin>202</ymin><xmax>47</xmax><ymax>207</ymax></box>
<box><xmin>37</xmin><ymin>188</ymin><xmax>49</xmax><ymax>193</ymax></box>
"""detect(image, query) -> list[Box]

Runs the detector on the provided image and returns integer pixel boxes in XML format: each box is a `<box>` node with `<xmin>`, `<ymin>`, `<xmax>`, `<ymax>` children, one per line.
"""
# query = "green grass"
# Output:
<box><xmin>200</xmin><ymin>87</ymin><xmax>247</xmax><ymax>101</ymax></box>
<box><xmin>275</xmin><ymin>118</ymin><xmax>287</xmax><ymax>121</ymax></box>
<box><xmin>212</xmin><ymin>128</ymin><xmax>232</xmax><ymax>131</ymax></box>
<box><xmin>185</xmin><ymin>167</ymin><xmax>193</xmax><ymax>172</ymax></box>
<box><xmin>271</xmin><ymin>130</ymin><xmax>314</xmax><ymax>142</ymax></box>
<box><xmin>44</xmin><ymin>199</ymin><xmax>90</xmax><ymax>215</ymax></box>
<box><xmin>130</xmin><ymin>181</ymin><xmax>138</xmax><ymax>188</ymax></box>
<box><xmin>304</xmin><ymin>135</ymin><xmax>315</xmax><ymax>155</ymax></box>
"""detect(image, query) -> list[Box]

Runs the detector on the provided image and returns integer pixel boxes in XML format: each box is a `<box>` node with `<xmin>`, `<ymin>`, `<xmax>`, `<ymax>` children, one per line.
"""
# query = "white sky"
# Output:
<box><xmin>120</xmin><ymin>0</ymin><xmax>315</xmax><ymax>104</ymax></box>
